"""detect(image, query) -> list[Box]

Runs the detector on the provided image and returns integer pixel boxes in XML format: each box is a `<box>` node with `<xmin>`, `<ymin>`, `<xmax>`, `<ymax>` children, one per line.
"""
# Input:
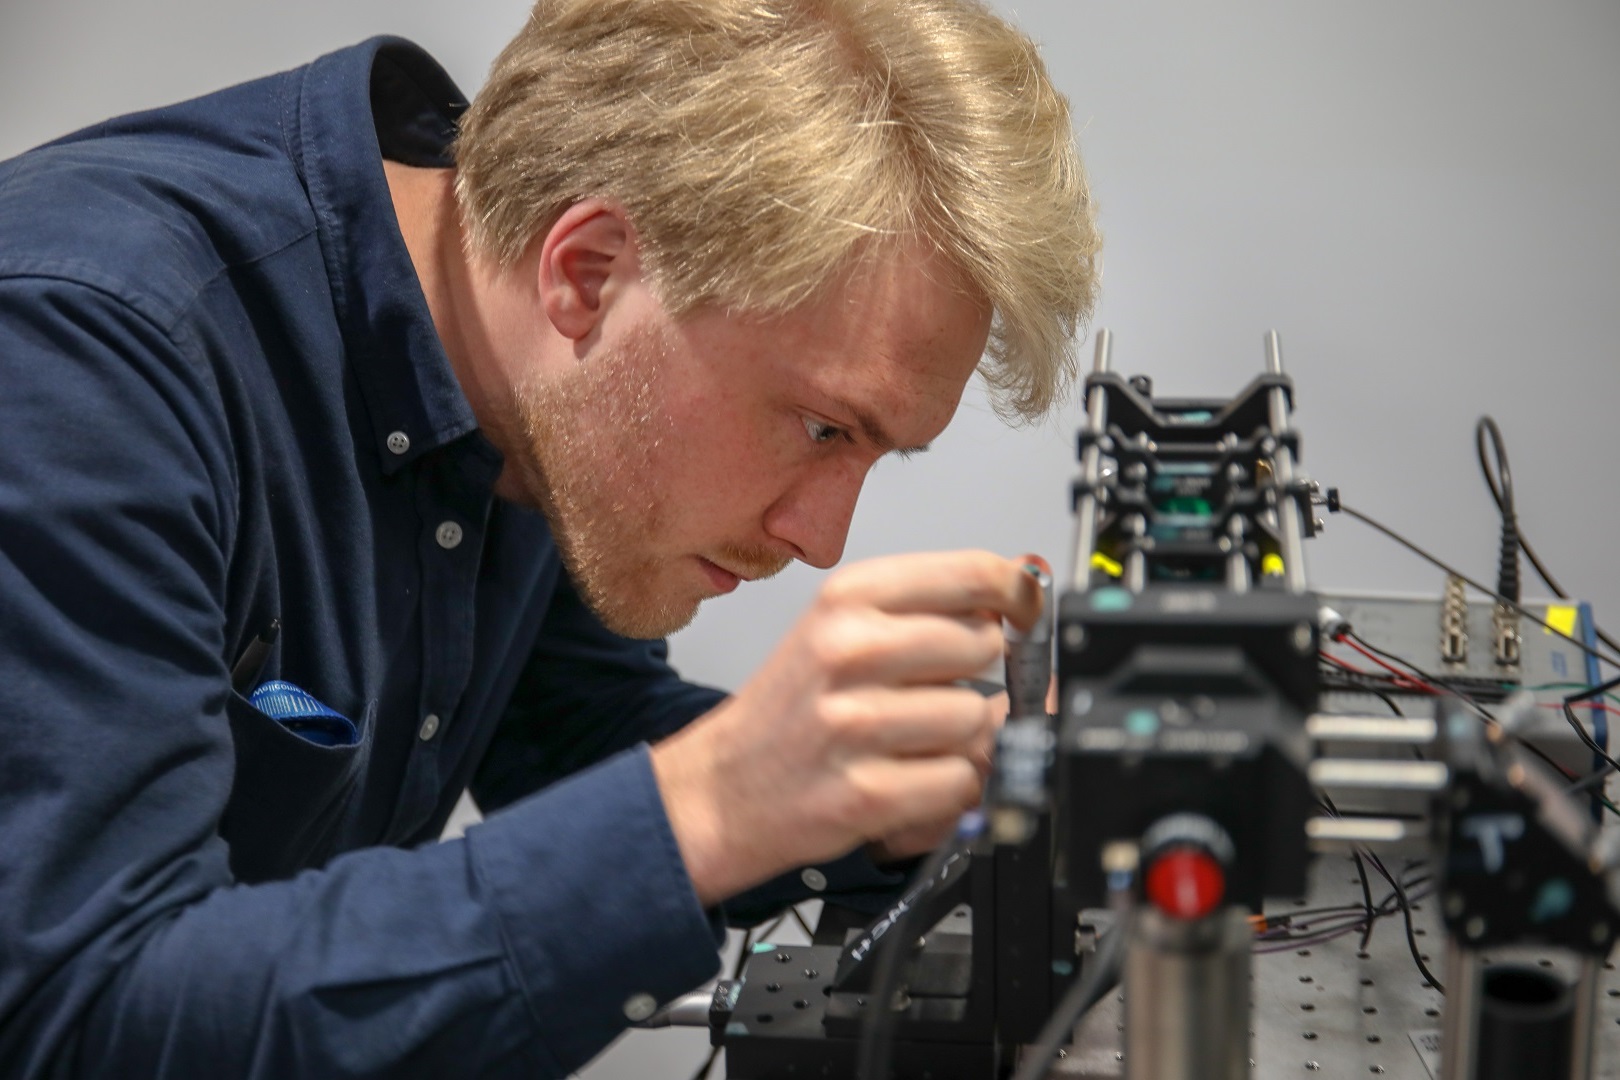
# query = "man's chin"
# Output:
<box><xmin>585</xmin><ymin>588</ymin><xmax>703</xmax><ymax>641</ymax></box>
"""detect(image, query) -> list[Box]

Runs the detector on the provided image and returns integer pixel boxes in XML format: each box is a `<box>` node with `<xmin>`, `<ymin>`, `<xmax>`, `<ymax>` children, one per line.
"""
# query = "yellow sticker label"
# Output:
<box><xmin>1545</xmin><ymin>604</ymin><xmax>1579</xmax><ymax>637</ymax></box>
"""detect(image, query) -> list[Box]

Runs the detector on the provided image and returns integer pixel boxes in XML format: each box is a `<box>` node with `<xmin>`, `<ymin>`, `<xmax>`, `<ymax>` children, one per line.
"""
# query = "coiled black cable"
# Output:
<box><xmin>1475</xmin><ymin>416</ymin><xmax>1620</xmax><ymax>657</ymax></box>
<box><xmin>1476</xmin><ymin>417</ymin><xmax>1521</xmax><ymax>605</ymax></box>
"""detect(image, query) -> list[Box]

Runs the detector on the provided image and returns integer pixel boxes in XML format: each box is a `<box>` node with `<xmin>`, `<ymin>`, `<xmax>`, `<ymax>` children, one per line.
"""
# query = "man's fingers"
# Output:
<box><xmin>820</xmin><ymin>550</ymin><xmax>1045</xmax><ymax>629</ymax></box>
<box><xmin>809</xmin><ymin>609</ymin><xmax>1003</xmax><ymax>686</ymax></box>
<box><xmin>823</xmin><ymin>686</ymin><xmax>996</xmax><ymax>758</ymax></box>
<box><xmin>843</xmin><ymin>755</ymin><xmax>983</xmax><ymax>839</ymax></box>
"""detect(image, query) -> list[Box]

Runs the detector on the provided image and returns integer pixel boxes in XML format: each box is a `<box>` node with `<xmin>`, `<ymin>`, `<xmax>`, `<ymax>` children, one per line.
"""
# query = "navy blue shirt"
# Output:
<box><xmin>0</xmin><ymin>38</ymin><xmax>900</xmax><ymax>1078</ymax></box>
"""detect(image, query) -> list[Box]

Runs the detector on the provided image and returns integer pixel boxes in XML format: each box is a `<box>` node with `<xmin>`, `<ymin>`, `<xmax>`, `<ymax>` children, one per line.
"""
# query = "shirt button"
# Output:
<box><xmin>386</xmin><ymin>431</ymin><xmax>410</xmax><ymax>455</ymax></box>
<box><xmin>435</xmin><ymin>521</ymin><xmax>463</xmax><ymax>550</ymax></box>
<box><xmin>801</xmin><ymin>867</ymin><xmax>828</xmax><ymax>892</ymax></box>
<box><xmin>418</xmin><ymin>713</ymin><xmax>440</xmax><ymax>741</ymax></box>
<box><xmin>622</xmin><ymin>993</ymin><xmax>658</xmax><ymax>1022</ymax></box>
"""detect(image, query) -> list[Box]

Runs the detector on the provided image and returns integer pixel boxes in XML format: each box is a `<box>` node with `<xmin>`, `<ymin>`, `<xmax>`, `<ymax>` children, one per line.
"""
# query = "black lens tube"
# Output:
<box><xmin>1473</xmin><ymin>964</ymin><xmax>1573</xmax><ymax>1080</ymax></box>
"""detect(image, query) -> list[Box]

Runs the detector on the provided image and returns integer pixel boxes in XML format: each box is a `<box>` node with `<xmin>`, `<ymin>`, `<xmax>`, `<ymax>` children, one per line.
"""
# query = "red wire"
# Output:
<box><xmin>1319</xmin><ymin>651</ymin><xmax>1371</xmax><ymax>675</ymax></box>
<box><xmin>1331</xmin><ymin>637</ymin><xmax>1439</xmax><ymax>695</ymax></box>
<box><xmin>1543</xmin><ymin>701</ymin><xmax>1620</xmax><ymax>717</ymax></box>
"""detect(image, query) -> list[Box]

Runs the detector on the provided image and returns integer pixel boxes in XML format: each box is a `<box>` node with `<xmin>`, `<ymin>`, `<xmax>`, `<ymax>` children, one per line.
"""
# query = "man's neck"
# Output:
<box><xmin>384</xmin><ymin>163</ymin><xmax>582</xmax><ymax>507</ymax></box>
<box><xmin>382</xmin><ymin>162</ymin><xmax>507</xmax><ymax>453</ymax></box>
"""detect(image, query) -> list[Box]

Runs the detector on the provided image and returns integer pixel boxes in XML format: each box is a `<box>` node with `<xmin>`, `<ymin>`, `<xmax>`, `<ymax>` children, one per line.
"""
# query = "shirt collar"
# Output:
<box><xmin>289</xmin><ymin>37</ymin><xmax>483</xmax><ymax>475</ymax></box>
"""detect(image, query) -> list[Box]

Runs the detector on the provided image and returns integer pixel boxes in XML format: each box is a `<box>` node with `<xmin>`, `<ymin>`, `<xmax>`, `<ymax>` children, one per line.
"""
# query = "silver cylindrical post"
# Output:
<box><xmin>1123</xmin><ymin>513</ymin><xmax>1148</xmax><ymax>594</ymax></box>
<box><xmin>1123</xmin><ymin>907</ymin><xmax>1251</xmax><ymax>1080</ymax></box>
<box><xmin>1070</xmin><ymin>330</ymin><xmax>1113</xmax><ymax>591</ymax></box>
<box><xmin>1225</xmin><ymin>515</ymin><xmax>1250</xmax><ymax>594</ymax></box>
<box><xmin>1262</xmin><ymin>331</ymin><xmax>1308</xmax><ymax>593</ymax></box>
<box><xmin>1439</xmin><ymin>939</ymin><xmax>1482</xmax><ymax>1080</ymax></box>
<box><xmin>1567</xmin><ymin>955</ymin><xmax>1600</xmax><ymax>1080</ymax></box>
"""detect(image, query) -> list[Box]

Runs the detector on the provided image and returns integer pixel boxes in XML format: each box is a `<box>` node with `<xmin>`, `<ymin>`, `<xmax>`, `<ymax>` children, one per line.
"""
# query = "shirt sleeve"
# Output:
<box><xmin>470</xmin><ymin>544</ymin><xmax>917</xmax><ymax>931</ymax></box>
<box><xmin>471</xmin><ymin>569</ymin><xmax>728</xmax><ymax>814</ymax></box>
<box><xmin>0</xmin><ymin>277</ymin><xmax>719</xmax><ymax>1079</ymax></box>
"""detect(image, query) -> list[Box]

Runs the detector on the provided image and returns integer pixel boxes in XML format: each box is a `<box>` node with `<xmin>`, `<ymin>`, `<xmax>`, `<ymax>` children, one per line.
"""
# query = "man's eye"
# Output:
<box><xmin>803</xmin><ymin>418</ymin><xmax>845</xmax><ymax>445</ymax></box>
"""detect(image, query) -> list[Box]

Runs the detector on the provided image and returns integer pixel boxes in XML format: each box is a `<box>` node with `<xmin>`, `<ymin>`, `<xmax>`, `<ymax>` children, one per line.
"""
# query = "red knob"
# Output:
<box><xmin>1145</xmin><ymin>846</ymin><xmax>1226</xmax><ymax>920</ymax></box>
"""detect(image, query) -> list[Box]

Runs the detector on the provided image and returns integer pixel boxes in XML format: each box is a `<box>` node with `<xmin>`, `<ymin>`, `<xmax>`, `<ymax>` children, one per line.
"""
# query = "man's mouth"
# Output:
<box><xmin>697</xmin><ymin>557</ymin><xmax>742</xmax><ymax>594</ymax></box>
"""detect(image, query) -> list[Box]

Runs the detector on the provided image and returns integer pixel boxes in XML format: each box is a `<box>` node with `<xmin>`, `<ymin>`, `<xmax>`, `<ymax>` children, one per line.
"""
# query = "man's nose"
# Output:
<box><xmin>761</xmin><ymin>463</ymin><xmax>868</xmax><ymax>570</ymax></box>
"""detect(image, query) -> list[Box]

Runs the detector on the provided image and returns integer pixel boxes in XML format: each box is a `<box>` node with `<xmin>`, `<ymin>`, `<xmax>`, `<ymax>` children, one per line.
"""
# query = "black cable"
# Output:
<box><xmin>1270</xmin><ymin>871</ymin><xmax>1430</xmax><ymax>927</ymax></box>
<box><xmin>1559</xmin><ymin>700</ymin><xmax>1620</xmax><ymax>776</ymax></box>
<box><xmin>856</xmin><ymin>840</ymin><xmax>964</xmax><ymax>1080</ymax></box>
<box><xmin>1312</xmin><ymin>795</ymin><xmax>1441</xmax><ymax>991</ymax></box>
<box><xmin>1328</xmin><ymin>498</ymin><xmax>1620</xmax><ymax>671</ymax></box>
<box><xmin>1313</xmin><ymin>794</ymin><xmax>1385</xmax><ymax>952</ymax></box>
<box><xmin>1367</xmin><ymin>688</ymin><xmax>1406</xmax><ymax>717</ymax></box>
<box><xmin>1474</xmin><ymin>419</ymin><xmax>1620</xmax><ymax>658</ymax></box>
<box><xmin>1342</xmin><ymin>633</ymin><xmax>1500</xmax><ymax>726</ymax></box>
<box><xmin>1567</xmin><ymin>672</ymin><xmax>1620</xmax><ymax>706</ymax></box>
<box><xmin>1563</xmin><ymin>676</ymin><xmax>1620</xmax><ymax>778</ymax></box>
<box><xmin>688</xmin><ymin>1046</ymin><xmax>721</xmax><ymax>1080</ymax></box>
<box><xmin>1361</xmin><ymin>847</ymin><xmax>1444</xmax><ymax>994</ymax></box>
<box><xmin>1008</xmin><ymin>922</ymin><xmax>1128</xmax><ymax>1080</ymax></box>
<box><xmin>1350</xmin><ymin>849</ymin><xmax>1377</xmax><ymax>951</ymax></box>
<box><xmin>1567</xmin><ymin>764</ymin><xmax>1616</xmax><ymax>798</ymax></box>
<box><xmin>1317</xmin><ymin>665</ymin><xmax>1411</xmax><ymax>717</ymax></box>
<box><xmin>1342</xmin><ymin>630</ymin><xmax>1620</xmax><ymax>815</ymax></box>
<box><xmin>732</xmin><ymin>931</ymin><xmax>756</xmax><ymax>980</ymax></box>
<box><xmin>1476</xmin><ymin>417</ymin><xmax>1521</xmax><ymax>606</ymax></box>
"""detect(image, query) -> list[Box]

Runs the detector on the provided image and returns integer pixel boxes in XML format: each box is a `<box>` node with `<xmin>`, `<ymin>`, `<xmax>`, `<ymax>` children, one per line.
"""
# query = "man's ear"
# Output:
<box><xmin>537</xmin><ymin>200</ymin><xmax>638</xmax><ymax>342</ymax></box>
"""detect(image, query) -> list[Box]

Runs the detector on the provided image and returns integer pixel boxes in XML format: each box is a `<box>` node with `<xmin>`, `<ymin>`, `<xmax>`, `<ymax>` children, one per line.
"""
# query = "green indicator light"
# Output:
<box><xmin>1125</xmin><ymin>709</ymin><xmax>1160</xmax><ymax>737</ymax></box>
<box><xmin>751</xmin><ymin>942</ymin><xmax>776</xmax><ymax>953</ymax></box>
<box><xmin>1091</xmin><ymin>587</ymin><xmax>1133</xmax><ymax>612</ymax></box>
<box><xmin>1160</xmin><ymin>497</ymin><xmax>1213</xmax><ymax>516</ymax></box>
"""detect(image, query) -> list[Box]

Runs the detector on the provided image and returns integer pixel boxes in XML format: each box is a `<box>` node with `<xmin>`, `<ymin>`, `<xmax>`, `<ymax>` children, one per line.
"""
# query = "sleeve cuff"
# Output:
<box><xmin>721</xmin><ymin>845</ymin><xmax>913</xmax><ymax>927</ymax></box>
<box><xmin>465</xmin><ymin>744</ymin><xmax>721</xmax><ymax>1075</ymax></box>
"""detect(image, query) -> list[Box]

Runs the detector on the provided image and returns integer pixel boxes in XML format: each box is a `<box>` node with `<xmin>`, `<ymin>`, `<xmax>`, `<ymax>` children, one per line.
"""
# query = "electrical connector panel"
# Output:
<box><xmin>1318</xmin><ymin>592</ymin><xmax>1607</xmax><ymax>777</ymax></box>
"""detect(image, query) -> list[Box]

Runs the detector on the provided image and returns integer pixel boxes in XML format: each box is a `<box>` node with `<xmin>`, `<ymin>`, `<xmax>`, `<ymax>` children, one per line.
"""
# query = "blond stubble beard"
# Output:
<box><xmin>502</xmin><ymin>319</ymin><xmax>794</xmax><ymax>639</ymax></box>
<box><xmin>508</xmin><ymin>321</ymin><xmax>696</xmax><ymax>638</ymax></box>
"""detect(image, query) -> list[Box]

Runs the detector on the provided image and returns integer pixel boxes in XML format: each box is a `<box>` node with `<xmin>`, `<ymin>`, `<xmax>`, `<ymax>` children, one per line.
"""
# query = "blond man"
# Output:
<box><xmin>0</xmin><ymin>1</ymin><xmax>1097</xmax><ymax>1075</ymax></box>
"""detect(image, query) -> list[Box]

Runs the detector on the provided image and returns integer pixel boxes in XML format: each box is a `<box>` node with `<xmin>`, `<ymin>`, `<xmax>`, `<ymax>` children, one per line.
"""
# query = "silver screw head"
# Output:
<box><xmin>622</xmin><ymin>993</ymin><xmax>657</xmax><ymax>1022</ymax></box>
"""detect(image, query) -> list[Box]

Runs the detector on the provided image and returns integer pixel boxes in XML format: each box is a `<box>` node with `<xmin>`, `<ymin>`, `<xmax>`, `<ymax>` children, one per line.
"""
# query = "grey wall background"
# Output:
<box><xmin>3</xmin><ymin>1</ymin><xmax>1617</xmax><ymax>1076</ymax></box>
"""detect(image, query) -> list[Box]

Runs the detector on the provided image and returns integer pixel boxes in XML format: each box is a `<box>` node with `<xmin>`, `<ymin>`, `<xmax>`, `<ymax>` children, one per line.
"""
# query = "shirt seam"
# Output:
<box><xmin>0</xmin><ymin>224</ymin><xmax>318</xmax><ymax>344</ymax></box>
<box><xmin>462</xmin><ymin>836</ymin><xmax>568</xmax><ymax>1076</ymax></box>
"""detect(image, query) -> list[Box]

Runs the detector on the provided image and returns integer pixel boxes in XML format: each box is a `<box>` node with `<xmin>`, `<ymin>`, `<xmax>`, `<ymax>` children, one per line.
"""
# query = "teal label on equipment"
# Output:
<box><xmin>1091</xmin><ymin>587</ymin><xmax>1133</xmax><ymax>612</ymax></box>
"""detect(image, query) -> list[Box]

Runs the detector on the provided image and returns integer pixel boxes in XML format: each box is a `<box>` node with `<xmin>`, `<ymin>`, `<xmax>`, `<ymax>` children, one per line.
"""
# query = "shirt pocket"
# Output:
<box><xmin>219</xmin><ymin>690</ymin><xmax>375</xmax><ymax>884</ymax></box>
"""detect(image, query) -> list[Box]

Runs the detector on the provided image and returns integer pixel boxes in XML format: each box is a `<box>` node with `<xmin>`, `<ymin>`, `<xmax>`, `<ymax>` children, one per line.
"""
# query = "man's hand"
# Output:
<box><xmin>649</xmin><ymin>550</ymin><xmax>1044</xmax><ymax>907</ymax></box>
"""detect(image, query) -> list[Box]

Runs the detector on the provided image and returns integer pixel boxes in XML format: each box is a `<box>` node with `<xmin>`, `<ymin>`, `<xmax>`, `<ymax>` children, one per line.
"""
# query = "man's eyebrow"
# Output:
<box><xmin>838</xmin><ymin>400</ymin><xmax>931</xmax><ymax>458</ymax></box>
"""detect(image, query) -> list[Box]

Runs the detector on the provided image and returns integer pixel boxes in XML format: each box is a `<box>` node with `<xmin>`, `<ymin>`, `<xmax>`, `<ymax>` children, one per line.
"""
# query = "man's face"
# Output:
<box><xmin>505</xmin><ymin>247</ymin><xmax>992</xmax><ymax>638</ymax></box>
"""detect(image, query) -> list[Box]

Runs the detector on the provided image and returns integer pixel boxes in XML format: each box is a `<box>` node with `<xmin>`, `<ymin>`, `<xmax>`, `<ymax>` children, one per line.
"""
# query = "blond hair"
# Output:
<box><xmin>454</xmin><ymin>0</ymin><xmax>1100</xmax><ymax>421</ymax></box>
